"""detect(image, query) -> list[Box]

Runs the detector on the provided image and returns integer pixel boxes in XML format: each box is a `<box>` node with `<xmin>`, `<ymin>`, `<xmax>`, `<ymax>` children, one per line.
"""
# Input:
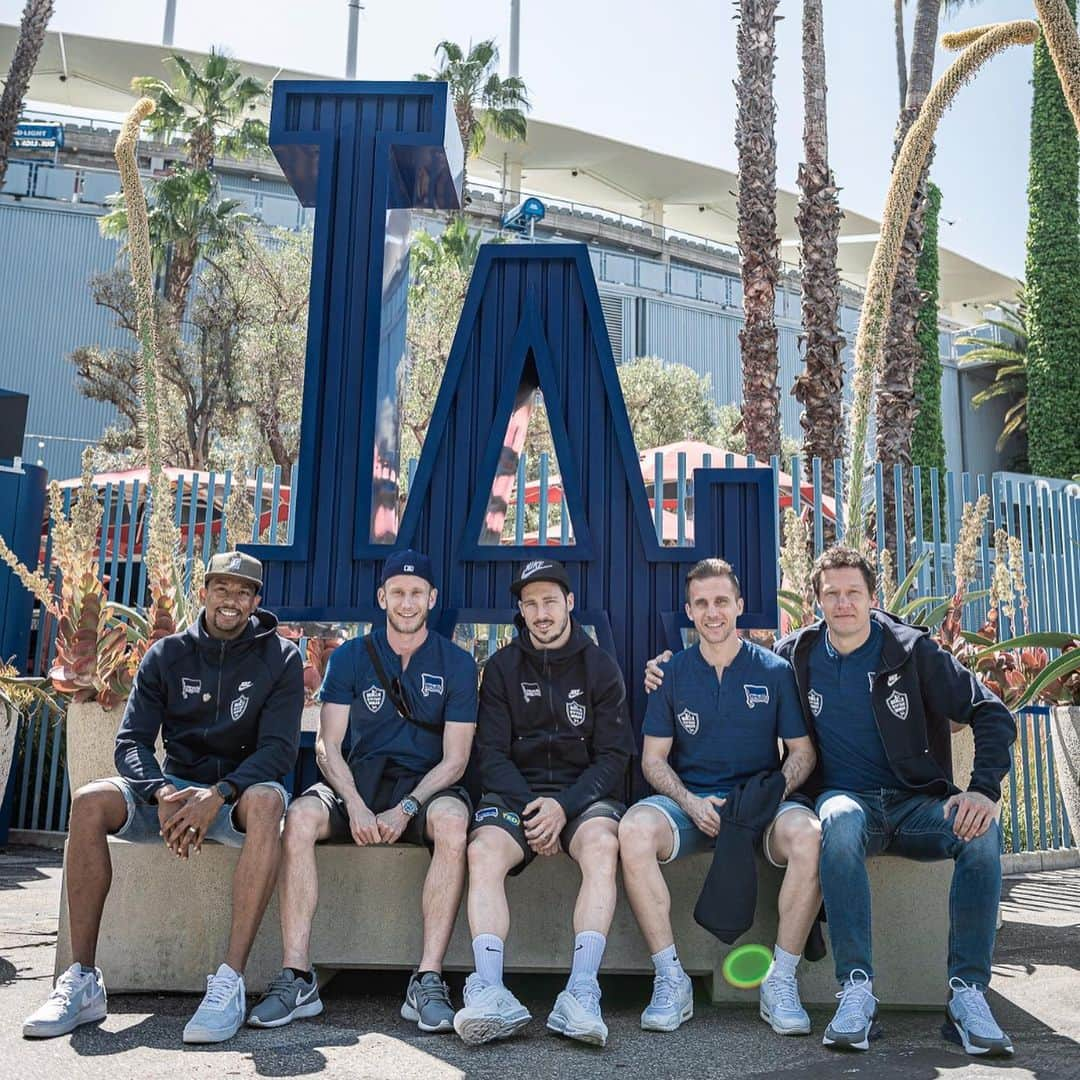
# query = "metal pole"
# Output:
<box><xmin>345</xmin><ymin>0</ymin><xmax>363</xmax><ymax>79</ymax></box>
<box><xmin>163</xmin><ymin>0</ymin><xmax>177</xmax><ymax>46</ymax></box>
<box><xmin>509</xmin><ymin>0</ymin><xmax>521</xmax><ymax>76</ymax></box>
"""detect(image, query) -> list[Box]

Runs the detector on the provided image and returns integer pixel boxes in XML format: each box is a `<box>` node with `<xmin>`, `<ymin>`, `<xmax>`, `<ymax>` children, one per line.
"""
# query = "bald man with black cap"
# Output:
<box><xmin>453</xmin><ymin>559</ymin><xmax>634</xmax><ymax>1049</ymax></box>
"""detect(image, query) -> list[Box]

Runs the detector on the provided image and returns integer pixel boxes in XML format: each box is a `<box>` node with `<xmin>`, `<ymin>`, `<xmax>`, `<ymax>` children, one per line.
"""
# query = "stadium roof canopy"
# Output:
<box><xmin>1</xmin><ymin>24</ymin><xmax>1016</xmax><ymax>319</ymax></box>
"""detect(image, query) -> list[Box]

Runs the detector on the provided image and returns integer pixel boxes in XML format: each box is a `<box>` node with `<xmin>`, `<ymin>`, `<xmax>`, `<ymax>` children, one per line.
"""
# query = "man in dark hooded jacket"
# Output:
<box><xmin>452</xmin><ymin>559</ymin><xmax>633</xmax><ymax>1049</ymax></box>
<box><xmin>23</xmin><ymin>552</ymin><xmax>303</xmax><ymax>1047</ymax></box>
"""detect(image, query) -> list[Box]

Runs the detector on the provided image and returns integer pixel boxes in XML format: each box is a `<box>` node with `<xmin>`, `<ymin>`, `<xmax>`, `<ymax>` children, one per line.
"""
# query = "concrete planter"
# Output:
<box><xmin>64</xmin><ymin>699</ymin><xmax>127</xmax><ymax>794</ymax></box>
<box><xmin>1050</xmin><ymin>705</ymin><xmax>1080</xmax><ymax>842</ymax></box>
<box><xmin>0</xmin><ymin>695</ymin><xmax>18</xmax><ymax>803</ymax></box>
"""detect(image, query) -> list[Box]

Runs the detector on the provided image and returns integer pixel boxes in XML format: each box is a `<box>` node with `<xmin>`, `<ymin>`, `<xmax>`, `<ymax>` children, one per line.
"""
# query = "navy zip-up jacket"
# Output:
<box><xmin>114</xmin><ymin>608</ymin><xmax>304</xmax><ymax>803</ymax></box>
<box><xmin>774</xmin><ymin>609</ymin><xmax>1016</xmax><ymax>802</ymax></box>
<box><xmin>477</xmin><ymin>617</ymin><xmax>633</xmax><ymax>817</ymax></box>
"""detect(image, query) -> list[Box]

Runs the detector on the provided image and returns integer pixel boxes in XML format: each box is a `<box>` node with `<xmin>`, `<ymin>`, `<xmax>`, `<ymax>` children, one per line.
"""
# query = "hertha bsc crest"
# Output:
<box><xmin>230</xmin><ymin>695</ymin><xmax>249</xmax><ymax>722</ymax></box>
<box><xmin>886</xmin><ymin>690</ymin><xmax>909</xmax><ymax>719</ymax></box>
<box><xmin>566</xmin><ymin>701</ymin><xmax>586</xmax><ymax>726</ymax></box>
<box><xmin>363</xmin><ymin>684</ymin><xmax>385</xmax><ymax>712</ymax></box>
<box><xmin>677</xmin><ymin>708</ymin><xmax>699</xmax><ymax>735</ymax></box>
<box><xmin>808</xmin><ymin>689</ymin><xmax>823</xmax><ymax>717</ymax></box>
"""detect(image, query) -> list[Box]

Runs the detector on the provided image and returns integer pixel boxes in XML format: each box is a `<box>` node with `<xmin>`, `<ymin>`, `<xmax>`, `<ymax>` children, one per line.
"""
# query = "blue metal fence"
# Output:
<box><xmin>7</xmin><ymin>456</ymin><xmax>1078</xmax><ymax>852</ymax></box>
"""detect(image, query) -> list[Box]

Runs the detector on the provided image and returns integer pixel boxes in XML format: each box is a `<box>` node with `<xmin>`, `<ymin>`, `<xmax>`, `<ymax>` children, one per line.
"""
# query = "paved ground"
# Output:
<box><xmin>0</xmin><ymin>845</ymin><xmax>1077</xmax><ymax>1080</ymax></box>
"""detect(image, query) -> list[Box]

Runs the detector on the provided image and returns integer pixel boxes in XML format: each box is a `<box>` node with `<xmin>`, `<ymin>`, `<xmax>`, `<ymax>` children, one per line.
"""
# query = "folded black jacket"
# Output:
<box><xmin>477</xmin><ymin>617</ymin><xmax>634</xmax><ymax>817</ymax></box>
<box><xmin>694</xmin><ymin>770</ymin><xmax>787</xmax><ymax>943</ymax></box>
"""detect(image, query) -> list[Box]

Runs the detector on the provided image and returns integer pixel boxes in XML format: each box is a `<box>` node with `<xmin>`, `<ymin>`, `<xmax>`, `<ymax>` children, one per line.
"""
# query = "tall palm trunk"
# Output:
<box><xmin>736</xmin><ymin>0</ymin><xmax>782</xmax><ymax>462</ymax></box>
<box><xmin>0</xmin><ymin>0</ymin><xmax>54</xmax><ymax>189</ymax></box>
<box><xmin>878</xmin><ymin>0</ymin><xmax>942</xmax><ymax>554</ymax></box>
<box><xmin>793</xmin><ymin>0</ymin><xmax>845</xmax><ymax>496</ymax></box>
<box><xmin>895</xmin><ymin>0</ymin><xmax>908</xmax><ymax>107</ymax></box>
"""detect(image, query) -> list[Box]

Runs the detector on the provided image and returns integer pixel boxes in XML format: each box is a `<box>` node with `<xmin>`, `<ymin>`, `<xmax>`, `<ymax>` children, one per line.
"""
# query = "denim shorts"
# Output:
<box><xmin>104</xmin><ymin>774</ymin><xmax>289</xmax><ymax>848</ymax></box>
<box><xmin>634</xmin><ymin>792</ymin><xmax>816</xmax><ymax>868</ymax></box>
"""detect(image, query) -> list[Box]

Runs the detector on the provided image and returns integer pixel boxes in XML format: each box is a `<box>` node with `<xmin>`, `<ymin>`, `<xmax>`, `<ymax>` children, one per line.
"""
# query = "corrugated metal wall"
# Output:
<box><xmin>0</xmin><ymin>201</ymin><xmax>124</xmax><ymax>478</ymax></box>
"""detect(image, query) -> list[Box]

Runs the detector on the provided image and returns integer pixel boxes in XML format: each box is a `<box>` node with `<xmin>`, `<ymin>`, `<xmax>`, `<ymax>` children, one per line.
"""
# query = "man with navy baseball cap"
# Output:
<box><xmin>250</xmin><ymin>548</ymin><xmax>478</xmax><ymax>1035</ymax></box>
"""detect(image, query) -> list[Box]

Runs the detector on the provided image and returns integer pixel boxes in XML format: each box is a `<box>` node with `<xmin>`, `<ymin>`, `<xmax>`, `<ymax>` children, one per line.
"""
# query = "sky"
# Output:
<box><xmin>1</xmin><ymin>0</ymin><xmax>1038</xmax><ymax>281</ymax></box>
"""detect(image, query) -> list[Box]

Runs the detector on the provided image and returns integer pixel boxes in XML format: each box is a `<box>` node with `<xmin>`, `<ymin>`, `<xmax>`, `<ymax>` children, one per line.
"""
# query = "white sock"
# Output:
<box><xmin>473</xmin><ymin>934</ymin><xmax>505</xmax><ymax>987</ymax></box>
<box><xmin>651</xmin><ymin>944</ymin><xmax>684</xmax><ymax>975</ymax></box>
<box><xmin>569</xmin><ymin>931</ymin><xmax>606</xmax><ymax>984</ymax></box>
<box><xmin>768</xmin><ymin>945</ymin><xmax>800</xmax><ymax>981</ymax></box>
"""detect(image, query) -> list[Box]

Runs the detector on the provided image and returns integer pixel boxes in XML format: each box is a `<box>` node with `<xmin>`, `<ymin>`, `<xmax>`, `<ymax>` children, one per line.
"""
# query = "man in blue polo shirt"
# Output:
<box><xmin>247</xmin><ymin>549</ymin><xmax>477</xmax><ymax>1035</ymax></box>
<box><xmin>622</xmin><ymin>558</ymin><xmax>819</xmax><ymax>1036</ymax></box>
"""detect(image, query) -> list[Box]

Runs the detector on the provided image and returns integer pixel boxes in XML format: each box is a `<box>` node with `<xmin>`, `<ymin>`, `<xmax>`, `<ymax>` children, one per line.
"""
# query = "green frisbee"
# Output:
<box><xmin>721</xmin><ymin>944</ymin><xmax>773</xmax><ymax>989</ymax></box>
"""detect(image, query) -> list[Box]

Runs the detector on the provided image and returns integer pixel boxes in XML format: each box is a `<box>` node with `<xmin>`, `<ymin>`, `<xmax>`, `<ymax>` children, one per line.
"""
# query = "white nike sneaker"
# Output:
<box><xmin>23</xmin><ymin>963</ymin><xmax>107</xmax><ymax>1038</ymax></box>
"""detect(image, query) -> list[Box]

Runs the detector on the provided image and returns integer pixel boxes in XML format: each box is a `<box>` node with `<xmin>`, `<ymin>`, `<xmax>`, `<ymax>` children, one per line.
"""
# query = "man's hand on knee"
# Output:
<box><xmin>523</xmin><ymin>796</ymin><xmax>566</xmax><ymax>854</ymax></box>
<box><xmin>943</xmin><ymin>791</ymin><xmax>999</xmax><ymax>841</ymax></box>
<box><xmin>375</xmin><ymin>804</ymin><xmax>409</xmax><ymax>845</ymax></box>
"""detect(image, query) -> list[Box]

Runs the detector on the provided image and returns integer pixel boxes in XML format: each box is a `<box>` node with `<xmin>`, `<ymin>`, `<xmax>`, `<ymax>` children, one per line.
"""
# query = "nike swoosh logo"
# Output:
<box><xmin>485</xmin><ymin>946</ymin><xmax>502</xmax><ymax>952</ymax></box>
<box><xmin>520</xmin><ymin>564</ymin><xmax>548</xmax><ymax>578</ymax></box>
<box><xmin>296</xmin><ymin>983</ymin><xmax>319</xmax><ymax>1005</ymax></box>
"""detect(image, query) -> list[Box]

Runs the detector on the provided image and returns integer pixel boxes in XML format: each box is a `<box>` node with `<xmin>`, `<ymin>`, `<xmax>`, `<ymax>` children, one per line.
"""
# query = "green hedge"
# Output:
<box><xmin>1025</xmin><ymin>0</ymin><xmax>1080</xmax><ymax>480</ymax></box>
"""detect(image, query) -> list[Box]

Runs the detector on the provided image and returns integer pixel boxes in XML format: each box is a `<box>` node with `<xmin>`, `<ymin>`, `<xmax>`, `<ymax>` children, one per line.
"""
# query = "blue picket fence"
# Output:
<box><xmin>7</xmin><ymin>457</ymin><xmax>1079</xmax><ymax>853</ymax></box>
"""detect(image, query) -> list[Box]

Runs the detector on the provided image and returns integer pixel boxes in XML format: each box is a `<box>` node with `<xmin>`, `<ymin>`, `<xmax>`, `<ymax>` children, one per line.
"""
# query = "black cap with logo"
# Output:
<box><xmin>510</xmin><ymin>558</ymin><xmax>572</xmax><ymax>597</ymax></box>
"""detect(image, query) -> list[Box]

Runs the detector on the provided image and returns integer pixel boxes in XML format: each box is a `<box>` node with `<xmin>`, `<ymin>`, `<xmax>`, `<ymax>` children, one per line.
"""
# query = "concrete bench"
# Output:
<box><xmin>56</xmin><ymin>841</ymin><xmax>952</xmax><ymax>1007</ymax></box>
<box><xmin>57</xmin><ymin>710</ymin><xmax>978</xmax><ymax>1006</ymax></box>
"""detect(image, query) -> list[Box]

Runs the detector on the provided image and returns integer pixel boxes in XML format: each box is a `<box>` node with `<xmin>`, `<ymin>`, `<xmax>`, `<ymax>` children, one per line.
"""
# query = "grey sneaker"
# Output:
<box><xmin>759</xmin><ymin>972</ymin><xmax>811</xmax><ymax>1035</ymax></box>
<box><xmin>640</xmin><ymin>969</ymin><xmax>694</xmax><ymax>1032</ymax></box>
<box><xmin>22</xmin><ymin>963</ymin><xmax>107</xmax><ymax>1038</ymax></box>
<box><xmin>183</xmin><ymin>964</ymin><xmax>246</xmax><ymax>1044</ymax></box>
<box><xmin>823</xmin><ymin>969</ymin><xmax>879</xmax><ymax>1051</ymax></box>
<box><xmin>247</xmin><ymin>969</ymin><xmax>323</xmax><ymax>1029</ymax></box>
<box><xmin>453</xmin><ymin>973</ymin><xmax>532</xmax><ymax>1045</ymax></box>
<box><xmin>944</xmin><ymin>977</ymin><xmax>1014</xmax><ymax>1056</ymax></box>
<box><xmin>401</xmin><ymin>971</ymin><xmax>455</xmax><ymax>1033</ymax></box>
<box><xmin>546</xmin><ymin>977</ymin><xmax>608</xmax><ymax>1047</ymax></box>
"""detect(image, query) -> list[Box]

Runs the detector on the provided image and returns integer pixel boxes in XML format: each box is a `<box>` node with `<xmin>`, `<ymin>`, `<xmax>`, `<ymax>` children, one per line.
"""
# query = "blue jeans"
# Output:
<box><xmin>817</xmin><ymin>788</ymin><xmax>1002</xmax><ymax>987</ymax></box>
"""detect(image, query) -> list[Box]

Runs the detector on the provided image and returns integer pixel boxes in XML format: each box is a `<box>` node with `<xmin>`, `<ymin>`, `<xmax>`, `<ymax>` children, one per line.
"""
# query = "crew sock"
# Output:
<box><xmin>650</xmin><ymin>944</ymin><xmax>684</xmax><ymax>977</ymax></box>
<box><xmin>472</xmin><ymin>934</ymin><xmax>505</xmax><ymax>988</ymax></box>
<box><xmin>568</xmin><ymin>931</ymin><xmax>607</xmax><ymax>985</ymax></box>
<box><xmin>768</xmin><ymin>945</ymin><xmax>799</xmax><ymax>981</ymax></box>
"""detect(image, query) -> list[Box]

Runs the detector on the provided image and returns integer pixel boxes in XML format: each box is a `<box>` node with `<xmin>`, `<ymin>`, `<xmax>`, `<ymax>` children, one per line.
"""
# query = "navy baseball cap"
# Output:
<box><xmin>380</xmin><ymin>548</ymin><xmax>436</xmax><ymax>588</ymax></box>
<box><xmin>511</xmin><ymin>558</ymin><xmax>572</xmax><ymax>597</ymax></box>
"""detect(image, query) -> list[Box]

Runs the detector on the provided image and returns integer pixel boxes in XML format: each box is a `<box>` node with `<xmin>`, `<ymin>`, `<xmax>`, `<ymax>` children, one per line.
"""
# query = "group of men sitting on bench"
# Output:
<box><xmin>24</xmin><ymin>544</ymin><xmax>1016</xmax><ymax>1057</ymax></box>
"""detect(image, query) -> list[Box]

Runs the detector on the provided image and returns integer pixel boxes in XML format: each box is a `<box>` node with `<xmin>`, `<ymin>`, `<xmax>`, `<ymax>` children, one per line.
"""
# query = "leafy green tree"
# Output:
<box><xmin>618</xmin><ymin>357</ymin><xmax>720</xmax><ymax>452</ymax></box>
<box><xmin>414</xmin><ymin>39</ymin><xmax>529</xmax><ymax>194</ymax></box>
<box><xmin>1025</xmin><ymin>0</ymin><xmax>1080</xmax><ymax>479</ymax></box>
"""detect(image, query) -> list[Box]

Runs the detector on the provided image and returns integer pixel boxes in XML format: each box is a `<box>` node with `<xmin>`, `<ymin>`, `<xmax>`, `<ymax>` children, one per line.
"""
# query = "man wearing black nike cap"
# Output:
<box><xmin>453</xmin><ymin>559</ymin><xmax>633</xmax><ymax>1048</ymax></box>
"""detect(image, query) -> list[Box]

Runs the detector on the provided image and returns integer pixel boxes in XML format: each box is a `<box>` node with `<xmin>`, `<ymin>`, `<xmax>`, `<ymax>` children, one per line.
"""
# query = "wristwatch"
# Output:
<box><xmin>214</xmin><ymin>780</ymin><xmax>238</xmax><ymax>805</ymax></box>
<box><xmin>400</xmin><ymin>794</ymin><xmax>420</xmax><ymax>817</ymax></box>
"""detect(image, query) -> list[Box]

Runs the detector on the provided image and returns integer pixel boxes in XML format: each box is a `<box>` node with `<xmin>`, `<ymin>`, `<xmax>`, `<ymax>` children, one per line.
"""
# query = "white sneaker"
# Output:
<box><xmin>640</xmin><ymin>968</ymin><xmax>694</xmax><ymax>1032</ymax></box>
<box><xmin>759</xmin><ymin>972</ymin><xmax>811</xmax><ymax>1035</ymax></box>
<box><xmin>546</xmin><ymin>977</ymin><xmax>608</xmax><ymax>1047</ymax></box>
<box><xmin>453</xmin><ymin>973</ymin><xmax>531</xmax><ymax>1045</ymax></box>
<box><xmin>23</xmin><ymin>963</ymin><xmax>107</xmax><ymax>1038</ymax></box>
<box><xmin>822</xmin><ymin>969</ymin><xmax>879</xmax><ymax>1050</ymax></box>
<box><xmin>945</xmin><ymin>977</ymin><xmax>1014</xmax><ymax>1056</ymax></box>
<box><xmin>183</xmin><ymin>964</ymin><xmax>246</xmax><ymax>1044</ymax></box>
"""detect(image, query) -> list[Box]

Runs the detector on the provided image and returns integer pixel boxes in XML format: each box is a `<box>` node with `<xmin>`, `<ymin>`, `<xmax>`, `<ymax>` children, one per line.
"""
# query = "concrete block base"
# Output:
<box><xmin>56</xmin><ymin>839</ymin><xmax>953</xmax><ymax>1007</ymax></box>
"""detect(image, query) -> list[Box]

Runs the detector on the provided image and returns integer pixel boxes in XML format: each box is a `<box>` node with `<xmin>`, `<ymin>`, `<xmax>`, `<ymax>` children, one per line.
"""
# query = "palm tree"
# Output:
<box><xmin>792</xmin><ymin>0</ymin><xmax>845</xmax><ymax>494</ymax></box>
<box><xmin>956</xmin><ymin>293</ymin><xmax>1029</xmax><ymax>464</ymax></box>
<box><xmin>133</xmin><ymin>50</ymin><xmax>269</xmax><ymax>172</ymax></box>
<box><xmin>104</xmin><ymin>51</ymin><xmax>268</xmax><ymax>323</ymax></box>
<box><xmin>878</xmin><ymin>0</ymin><xmax>978</xmax><ymax>549</ymax></box>
<box><xmin>735</xmin><ymin>0</ymin><xmax>782</xmax><ymax>462</ymax></box>
<box><xmin>0</xmin><ymin>0</ymin><xmax>54</xmax><ymax>189</ymax></box>
<box><xmin>101</xmin><ymin>168</ymin><xmax>252</xmax><ymax>322</ymax></box>
<box><xmin>414</xmin><ymin>39</ymin><xmax>529</xmax><ymax>197</ymax></box>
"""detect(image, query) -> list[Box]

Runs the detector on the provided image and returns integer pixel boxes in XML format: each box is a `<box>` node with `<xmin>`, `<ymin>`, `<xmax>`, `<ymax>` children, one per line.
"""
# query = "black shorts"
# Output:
<box><xmin>470</xmin><ymin>793</ymin><xmax>625</xmax><ymax>874</ymax></box>
<box><xmin>300</xmin><ymin>782</ymin><xmax>471</xmax><ymax>851</ymax></box>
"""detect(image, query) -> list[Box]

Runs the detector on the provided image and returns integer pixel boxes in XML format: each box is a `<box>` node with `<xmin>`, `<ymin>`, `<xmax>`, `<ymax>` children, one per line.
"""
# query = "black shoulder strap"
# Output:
<box><xmin>364</xmin><ymin>635</ymin><xmax>444</xmax><ymax>736</ymax></box>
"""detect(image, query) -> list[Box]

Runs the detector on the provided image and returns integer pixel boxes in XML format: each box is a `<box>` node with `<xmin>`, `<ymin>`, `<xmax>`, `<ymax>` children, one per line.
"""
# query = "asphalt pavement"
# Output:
<box><xmin>1</xmin><ymin>845</ymin><xmax>1077</xmax><ymax>1079</ymax></box>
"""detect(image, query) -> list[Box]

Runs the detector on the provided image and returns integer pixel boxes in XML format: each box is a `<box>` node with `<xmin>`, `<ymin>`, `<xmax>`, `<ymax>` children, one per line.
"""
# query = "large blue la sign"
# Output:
<box><xmin>244</xmin><ymin>80</ymin><xmax>777</xmax><ymax>736</ymax></box>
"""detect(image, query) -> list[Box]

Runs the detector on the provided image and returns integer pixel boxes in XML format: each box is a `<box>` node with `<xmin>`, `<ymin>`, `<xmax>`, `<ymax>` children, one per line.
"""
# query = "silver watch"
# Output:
<box><xmin>400</xmin><ymin>795</ymin><xmax>420</xmax><ymax>817</ymax></box>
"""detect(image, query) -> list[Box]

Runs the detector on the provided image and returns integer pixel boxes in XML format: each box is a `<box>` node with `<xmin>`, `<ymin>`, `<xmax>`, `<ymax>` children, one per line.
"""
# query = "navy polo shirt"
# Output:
<box><xmin>643</xmin><ymin>640</ymin><xmax>806</xmax><ymax>794</ymax></box>
<box><xmin>807</xmin><ymin>621</ymin><xmax>902</xmax><ymax>793</ymax></box>
<box><xmin>319</xmin><ymin>629</ymin><xmax>477</xmax><ymax>775</ymax></box>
